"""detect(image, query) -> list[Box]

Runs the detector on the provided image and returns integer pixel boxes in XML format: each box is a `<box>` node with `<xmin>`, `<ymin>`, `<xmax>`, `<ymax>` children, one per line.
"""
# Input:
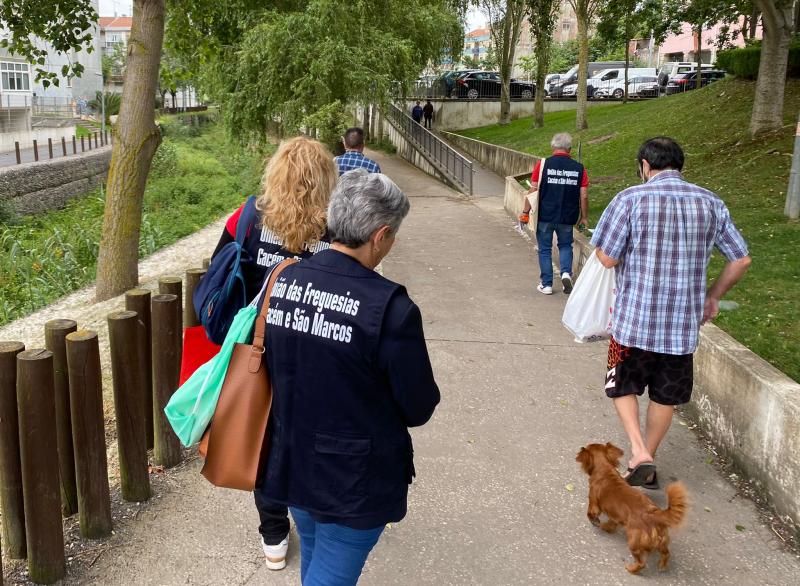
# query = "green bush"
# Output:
<box><xmin>150</xmin><ymin>141</ymin><xmax>179</xmax><ymax>178</ymax></box>
<box><xmin>716</xmin><ymin>39</ymin><xmax>800</xmax><ymax>79</ymax></box>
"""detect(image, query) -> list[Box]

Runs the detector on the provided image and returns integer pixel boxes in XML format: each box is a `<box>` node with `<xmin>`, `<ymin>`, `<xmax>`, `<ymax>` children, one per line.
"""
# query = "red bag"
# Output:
<box><xmin>179</xmin><ymin>325</ymin><xmax>221</xmax><ymax>386</ymax></box>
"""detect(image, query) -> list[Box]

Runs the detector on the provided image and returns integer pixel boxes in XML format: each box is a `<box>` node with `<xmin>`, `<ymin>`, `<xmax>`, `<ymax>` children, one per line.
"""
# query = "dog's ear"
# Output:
<box><xmin>604</xmin><ymin>443</ymin><xmax>624</xmax><ymax>465</ymax></box>
<box><xmin>576</xmin><ymin>447</ymin><xmax>593</xmax><ymax>474</ymax></box>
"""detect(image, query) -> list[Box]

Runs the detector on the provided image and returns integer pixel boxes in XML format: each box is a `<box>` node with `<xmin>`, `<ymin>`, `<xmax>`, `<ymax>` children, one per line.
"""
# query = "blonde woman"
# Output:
<box><xmin>188</xmin><ymin>136</ymin><xmax>338</xmax><ymax>571</ymax></box>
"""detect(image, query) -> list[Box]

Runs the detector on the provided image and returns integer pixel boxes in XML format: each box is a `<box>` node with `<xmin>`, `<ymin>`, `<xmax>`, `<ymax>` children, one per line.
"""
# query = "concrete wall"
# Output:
<box><xmin>0</xmin><ymin>124</ymin><xmax>77</xmax><ymax>153</ymax></box>
<box><xmin>445</xmin><ymin>131</ymin><xmax>540</xmax><ymax>178</ymax></box>
<box><xmin>0</xmin><ymin>146</ymin><xmax>111</xmax><ymax>214</ymax></box>
<box><xmin>400</xmin><ymin>99</ymin><xmax>612</xmax><ymax>131</ymax></box>
<box><xmin>504</xmin><ymin>176</ymin><xmax>800</xmax><ymax>534</ymax></box>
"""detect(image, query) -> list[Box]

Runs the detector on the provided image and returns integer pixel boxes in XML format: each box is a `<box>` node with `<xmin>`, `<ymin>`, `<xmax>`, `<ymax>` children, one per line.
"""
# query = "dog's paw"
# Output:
<box><xmin>625</xmin><ymin>562</ymin><xmax>645</xmax><ymax>574</ymax></box>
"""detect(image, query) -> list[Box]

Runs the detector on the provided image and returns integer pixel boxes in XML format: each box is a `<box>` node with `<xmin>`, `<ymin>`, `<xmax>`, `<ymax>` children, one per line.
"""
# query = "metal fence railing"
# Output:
<box><xmin>387</xmin><ymin>102</ymin><xmax>473</xmax><ymax>196</ymax></box>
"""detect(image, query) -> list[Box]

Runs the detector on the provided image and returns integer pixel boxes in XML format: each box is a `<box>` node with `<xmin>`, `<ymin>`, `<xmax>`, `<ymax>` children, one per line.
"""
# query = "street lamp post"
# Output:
<box><xmin>94</xmin><ymin>72</ymin><xmax>106</xmax><ymax>138</ymax></box>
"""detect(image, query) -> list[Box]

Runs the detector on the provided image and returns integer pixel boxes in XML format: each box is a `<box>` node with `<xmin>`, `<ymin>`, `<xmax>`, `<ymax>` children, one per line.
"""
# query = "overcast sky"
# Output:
<box><xmin>99</xmin><ymin>0</ymin><xmax>132</xmax><ymax>16</ymax></box>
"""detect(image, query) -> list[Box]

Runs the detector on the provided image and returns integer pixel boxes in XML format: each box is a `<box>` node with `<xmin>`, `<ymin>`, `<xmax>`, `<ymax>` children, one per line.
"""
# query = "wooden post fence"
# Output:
<box><xmin>80</xmin><ymin>136</ymin><xmax>85</xmax><ymax>152</ymax></box>
<box><xmin>125</xmin><ymin>290</ymin><xmax>154</xmax><ymax>451</ymax></box>
<box><xmin>61</xmin><ymin>137</ymin><xmax>67</xmax><ymax>157</ymax></box>
<box><xmin>14</xmin><ymin>141</ymin><xmax>20</xmax><ymax>165</ymax></box>
<box><xmin>152</xmin><ymin>294</ymin><xmax>182</xmax><ymax>468</ymax></box>
<box><xmin>0</xmin><ymin>342</ymin><xmax>26</xmax><ymax>559</ymax></box>
<box><xmin>17</xmin><ymin>349</ymin><xmax>65</xmax><ymax>584</ymax></box>
<box><xmin>65</xmin><ymin>331</ymin><xmax>112</xmax><ymax>540</ymax></box>
<box><xmin>184</xmin><ymin>268</ymin><xmax>206</xmax><ymax>328</ymax></box>
<box><xmin>72</xmin><ymin>135</ymin><xmax>77</xmax><ymax>154</ymax></box>
<box><xmin>107</xmin><ymin>311</ymin><xmax>151</xmax><ymax>502</ymax></box>
<box><xmin>47</xmin><ymin>138</ymin><xmax>53</xmax><ymax>159</ymax></box>
<box><xmin>44</xmin><ymin>319</ymin><xmax>79</xmax><ymax>518</ymax></box>
<box><xmin>33</xmin><ymin>139</ymin><xmax>39</xmax><ymax>161</ymax></box>
<box><xmin>159</xmin><ymin>277</ymin><xmax>184</xmax><ymax>384</ymax></box>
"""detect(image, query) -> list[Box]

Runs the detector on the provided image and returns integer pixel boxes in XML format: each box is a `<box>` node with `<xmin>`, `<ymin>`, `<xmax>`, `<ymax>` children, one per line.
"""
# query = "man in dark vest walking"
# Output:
<box><xmin>519</xmin><ymin>132</ymin><xmax>589</xmax><ymax>294</ymax></box>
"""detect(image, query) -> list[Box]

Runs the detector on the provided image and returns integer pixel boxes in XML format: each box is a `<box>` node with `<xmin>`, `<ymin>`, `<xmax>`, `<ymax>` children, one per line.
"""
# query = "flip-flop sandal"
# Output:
<box><xmin>624</xmin><ymin>463</ymin><xmax>657</xmax><ymax>487</ymax></box>
<box><xmin>641</xmin><ymin>471</ymin><xmax>660</xmax><ymax>490</ymax></box>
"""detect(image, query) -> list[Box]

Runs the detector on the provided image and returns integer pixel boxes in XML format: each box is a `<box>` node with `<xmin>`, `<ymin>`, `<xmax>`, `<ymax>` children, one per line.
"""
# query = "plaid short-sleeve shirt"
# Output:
<box><xmin>334</xmin><ymin>150</ymin><xmax>381</xmax><ymax>176</ymax></box>
<box><xmin>591</xmin><ymin>170</ymin><xmax>749</xmax><ymax>355</ymax></box>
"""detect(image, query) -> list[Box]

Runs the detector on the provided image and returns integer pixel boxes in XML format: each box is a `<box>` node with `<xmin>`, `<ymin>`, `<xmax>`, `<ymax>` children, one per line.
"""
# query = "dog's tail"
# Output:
<box><xmin>655</xmin><ymin>481</ymin><xmax>688</xmax><ymax>528</ymax></box>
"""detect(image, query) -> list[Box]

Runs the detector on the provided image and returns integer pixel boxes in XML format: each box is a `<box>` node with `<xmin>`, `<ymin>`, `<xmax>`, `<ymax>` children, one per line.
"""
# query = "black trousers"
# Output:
<box><xmin>254</xmin><ymin>485</ymin><xmax>290</xmax><ymax>545</ymax></box>
<box><xmin>423</xmin><ymin>116</ymin><xmax>432</xmax><ymax>129</ymax></box>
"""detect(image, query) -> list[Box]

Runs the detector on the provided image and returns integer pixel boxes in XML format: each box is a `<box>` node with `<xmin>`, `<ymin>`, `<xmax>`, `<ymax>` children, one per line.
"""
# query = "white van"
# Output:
<box><xmin>588</xmin><ymin>67</ymin><xmax>657</xmax><ymax>96</ymax></box>
<box><xmin>658</xmin><ymin>62</ymin><xmax>714</xmax><ymax>88</ymax></box>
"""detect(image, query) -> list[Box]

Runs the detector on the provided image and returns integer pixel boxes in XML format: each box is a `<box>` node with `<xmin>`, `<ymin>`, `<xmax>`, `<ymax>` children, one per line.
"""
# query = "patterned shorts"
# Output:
<box><xmin>605</xmin><ymin>338</ymin><xmax>694</xmax><ymax>406</ymax></box>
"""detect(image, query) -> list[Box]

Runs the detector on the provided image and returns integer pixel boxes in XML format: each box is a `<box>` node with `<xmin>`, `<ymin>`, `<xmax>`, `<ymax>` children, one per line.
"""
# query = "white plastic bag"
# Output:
<box><xmin>562</xmin><ymin>250</ymin><xmax>617</xmax><ymax>343</ymax></box>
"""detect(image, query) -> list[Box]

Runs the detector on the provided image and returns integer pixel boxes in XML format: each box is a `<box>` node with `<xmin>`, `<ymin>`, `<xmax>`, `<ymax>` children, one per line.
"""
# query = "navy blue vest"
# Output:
<box><xmin>538</xmin><ymin>155</ymin><xmax>584</xmax><ymax>225</ymax></box>
<box><xmin>260</xmin><ymin>249</ymin><xmax>440</xmax><ymax>529</ymax></box>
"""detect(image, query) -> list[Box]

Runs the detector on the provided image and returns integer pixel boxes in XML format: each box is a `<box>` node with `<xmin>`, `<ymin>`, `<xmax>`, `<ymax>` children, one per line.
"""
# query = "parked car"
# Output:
<box><xmin>658</xmin><ymin>62</ymin><xmax>715</xmax><ymax>92</ymax></box>
<box><xmin>594</xmin><ymin>75</ymin><xmax>660</xmax><ymax>99</ymax></box>
<box><xmin>543</xmin><ymin>73</ymin><xmax>561</xmax><ymax>96</ymax></box>
<box><xmin>451</xmin><ymin>70</ymin><xmax>535</xmax><ymax>99</ymax></box>
<box><xmin>547</xmin><ymin>61</ymin><xmax>626</xmax><ymax>98</ymax></box>
<box><xmin>664</xmin><ymin>69</ymin><xmax>726</xmax><ymax>95</ymax></box>
<box><xmin>435</xmin><ymin>69</ymin><xmax>478</xmax><ymax>98</ymax></box>
<box><xmin>588</xmin><ymin>67</ymin><xmax>657</xmax><ymax>96</ymax></box>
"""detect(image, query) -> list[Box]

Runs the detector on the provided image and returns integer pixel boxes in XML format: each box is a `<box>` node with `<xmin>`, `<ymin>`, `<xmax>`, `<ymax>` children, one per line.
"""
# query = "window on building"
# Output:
<box><xmin>562</xmin><ymin>22</ymin><xmax>571</xmax><ymax>32</ymax></box>
<box><xmin>1</xmin><ymin>62</ymin><xmax>31</xmax><ymax>91</ymax></box>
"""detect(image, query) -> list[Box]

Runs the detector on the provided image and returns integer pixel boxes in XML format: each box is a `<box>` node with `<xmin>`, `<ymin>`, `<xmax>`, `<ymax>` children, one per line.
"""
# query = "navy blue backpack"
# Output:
<box><xmin>193</xmin><ymin>196</ymin><xmax>258</xmax><ymax>345</ymax></box>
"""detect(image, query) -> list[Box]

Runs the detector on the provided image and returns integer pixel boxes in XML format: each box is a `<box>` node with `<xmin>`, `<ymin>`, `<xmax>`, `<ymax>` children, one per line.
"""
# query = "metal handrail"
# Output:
<box><xmin>387</xmin><ymin>103</ymin><xmax>473</xmax><ymax>196</ymax></box>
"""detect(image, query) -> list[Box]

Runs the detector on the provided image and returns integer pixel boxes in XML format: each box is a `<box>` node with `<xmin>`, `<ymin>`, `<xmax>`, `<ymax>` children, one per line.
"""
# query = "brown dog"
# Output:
<box><xmin>576</xmin><ymin>443</ymin><xmax>688</xmax><ymax>574</ymax></box>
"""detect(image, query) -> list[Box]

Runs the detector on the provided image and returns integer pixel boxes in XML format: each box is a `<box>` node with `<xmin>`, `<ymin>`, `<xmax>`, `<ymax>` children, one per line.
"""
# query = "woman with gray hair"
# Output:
<box><xmin>257</xmin><ymin>168</ymin><xmax>440</xmax><ymax>584</ymax></box>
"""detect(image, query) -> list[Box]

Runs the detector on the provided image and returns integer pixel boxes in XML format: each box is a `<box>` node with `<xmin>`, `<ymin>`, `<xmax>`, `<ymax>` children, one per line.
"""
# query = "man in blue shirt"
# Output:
<box><xmin>591</xmin><ymin>136</ymin><xmax>751</xmax><ymax>489</ymax></box>
<box><xmin>334</xmin><ymin>127</ymin><xmax>382</xmax><ymax>176</ymax></box>
<box><xmin>411</xmin><ymin>101</ymin><xmax>424</xmax><ymax>124</ymax></box>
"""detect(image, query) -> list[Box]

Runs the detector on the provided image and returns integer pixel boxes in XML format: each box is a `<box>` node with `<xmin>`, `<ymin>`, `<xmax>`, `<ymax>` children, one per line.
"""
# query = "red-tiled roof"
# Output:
<box><xmin>99</xmin><ymin>16</ymin><xmax>133</xmax><ymax>29</ymax></box>
<box><xmin>465</xmin><ymin>28</ymin><xmax>490</xmax><ymax>38</ymax></box>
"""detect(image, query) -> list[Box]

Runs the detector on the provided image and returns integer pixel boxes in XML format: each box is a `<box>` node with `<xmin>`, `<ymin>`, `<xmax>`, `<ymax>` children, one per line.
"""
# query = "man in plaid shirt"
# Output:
<box><xmin>334</xmin><ymin>127</ymin><xmax>381</xmax><ymax>176</ymax></box>
<box><xmin>591</xmin><ymin>137</ymin><xmax>751</xmax><ymax>489</ymax></box>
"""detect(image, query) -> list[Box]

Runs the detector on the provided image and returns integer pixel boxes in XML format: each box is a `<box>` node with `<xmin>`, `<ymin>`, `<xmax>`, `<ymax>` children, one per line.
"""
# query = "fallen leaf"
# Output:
<box><xmin>704</xmin><ymin>506</ymin><xmax>712</xmax><ymax>513</ymax></box>
<box><xmin>735</xmin><ymin>524</ymin><xmax>746</xmax><ymax>532</ymax></box>
<box><xmin>566</xmin><ymin>483</ymin><xmax>575</xmax><ymax>492</ymax></box>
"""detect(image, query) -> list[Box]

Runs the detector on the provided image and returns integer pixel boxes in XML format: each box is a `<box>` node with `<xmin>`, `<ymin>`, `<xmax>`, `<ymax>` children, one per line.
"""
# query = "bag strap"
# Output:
<box><xmin>248</xmin><ymin>258</ymin><xmax>298</xmax><ymax>373</ymax></box>
<box><xmin>235</xmin><ymin>196</ymin><xmax>258</xmax><ymax>245</ymax></box>
<box><xmin>537</xmin><ymin>158</ymin><xmax>546</xmax><ymax>193</ymax></box>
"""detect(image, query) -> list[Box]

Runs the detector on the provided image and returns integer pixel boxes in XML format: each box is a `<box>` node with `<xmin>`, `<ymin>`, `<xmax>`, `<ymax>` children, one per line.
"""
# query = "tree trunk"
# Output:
<box><xmin>498</xmin><ymin>1</ymin><xmax>526</xmax><ymax>126</ymax></box>
<box><xmin>363</xmin><ymin>104</ymin><xmax>371</xmax><ymax>140</ymax></box>
<box><xmin>696</xmin><ymin>25</ymin><xmax>703</xmax><ymax>89</ymax></box>
<box><xmin>751</xmin><ymin>8</ymin><xmax>761</xmax><ymax>38</ymax></box>
<box><xmin>624</xmin><ymin>17</ymin><xmax>631</xmax><ymax>104</ymax></box>
<box><xmin>534</xmin><ymin>45</ymin><xmax>548</xmax><ymax>128</ymax></box>
<box><xmin>575</xmin><ymin>2</ymin><xmax>589</xmax><ymax>131</ymax></box>
<box><xmin>750</xmin><ymin>0</ymin><xmax>794</xmax><ymax>136</ymax></box>
<box><xmin>95</xmin><ymin>0</ymin><xmax>165</xmax><ymax>301</ymax></box>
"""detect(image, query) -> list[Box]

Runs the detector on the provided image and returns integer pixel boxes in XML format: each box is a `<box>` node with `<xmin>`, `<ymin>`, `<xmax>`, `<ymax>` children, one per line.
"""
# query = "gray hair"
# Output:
<box><xmin>551</xmin><ymin>132</ymin><xmax>572</xmax><ymax>151</ymax></box>
<box><xmin>328</xmin><ymin>169</ymin><xmax>410</xmax><ymax>247</ymax></box>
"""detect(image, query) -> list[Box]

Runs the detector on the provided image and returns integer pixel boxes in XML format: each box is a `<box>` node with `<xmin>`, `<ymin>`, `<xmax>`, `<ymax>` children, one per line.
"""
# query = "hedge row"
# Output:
<box><xmin>716</xmin><ymin>40</ymin><xmax>800</xmax><ymax>79</ymax></box>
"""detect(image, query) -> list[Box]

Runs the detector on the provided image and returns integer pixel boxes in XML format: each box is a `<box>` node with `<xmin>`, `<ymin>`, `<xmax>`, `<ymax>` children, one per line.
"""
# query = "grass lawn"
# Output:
<box><xmin>458</xmin><ymin>79</ymin><xmax>800</xmax><ymax>382</ymax></box>
<box><xmin>0</xmin><ymin>113</ymin><xmax>268</xmax><ymax>326</ymax></box>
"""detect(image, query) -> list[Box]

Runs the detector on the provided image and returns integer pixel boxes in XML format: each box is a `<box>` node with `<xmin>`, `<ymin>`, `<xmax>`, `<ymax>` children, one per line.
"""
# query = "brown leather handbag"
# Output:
<box><xmin>198</xmin><ymin>258</ymin><xmax>297</xmax><ymax>491</ymax></box>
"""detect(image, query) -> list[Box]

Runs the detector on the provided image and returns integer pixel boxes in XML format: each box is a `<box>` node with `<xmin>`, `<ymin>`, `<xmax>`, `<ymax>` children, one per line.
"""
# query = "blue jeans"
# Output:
<box><xmin>290</xmin><ymin>507</ymin><xmax>384</xmax><ymax>586</ymax></box>
<box><xmin>536</xmin><ymin>222</ymin><xmax>574</xmax><ymax>286</ymax></box>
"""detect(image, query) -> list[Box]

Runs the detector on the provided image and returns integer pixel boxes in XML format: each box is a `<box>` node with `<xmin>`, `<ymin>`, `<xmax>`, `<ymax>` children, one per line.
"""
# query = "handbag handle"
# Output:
<box><xmin>249</xmin><ymin>258</ymin><xmax>298</xmax><ymax>372</ymax></box>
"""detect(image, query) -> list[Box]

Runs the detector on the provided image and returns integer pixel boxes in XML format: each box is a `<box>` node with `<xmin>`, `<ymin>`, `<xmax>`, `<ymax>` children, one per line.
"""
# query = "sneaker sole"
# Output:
<box><xmin>537</xmin><ymin>288</ymin><xmax>553</xmax><ymax>295</ymax></box>
<box><xmin>265</xmin><ymin>556</ymin><xmax>287</xmax><ymax>571</ymax></box>
<box><xmin>561</xmin><ymin>276</ymin><xmax>573</xmax><ymax>294</ymax></box>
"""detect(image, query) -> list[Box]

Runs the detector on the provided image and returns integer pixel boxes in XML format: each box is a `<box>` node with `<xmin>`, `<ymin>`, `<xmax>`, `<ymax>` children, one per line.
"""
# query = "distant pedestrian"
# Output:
<box><xmin>423</xmin><ymin>100</ymin><xmax>434</xmax><ymax>129</ymax></box>
<box><xmin>518</xmin><ymin>132</ymin><xmax>589</xmax><ymax>295</ymax></box>
<box><xmin>334</xmin><ymin>127</ymin><xmax>382</xmax><ymax>176</ymax></box>
<box><xmin>259</xmin><ymin>169</ymin><xmax>440</xmax><ymax>585</ymax></box>
<box><xmin>592</xmin><ymin>136</ymin><xmax>751</xmax><ymax>489</ymax></box>
<box><xmin>411</xmin><ymin>101</ymin><xmax>424</xmax><ymax>123</ymax></box>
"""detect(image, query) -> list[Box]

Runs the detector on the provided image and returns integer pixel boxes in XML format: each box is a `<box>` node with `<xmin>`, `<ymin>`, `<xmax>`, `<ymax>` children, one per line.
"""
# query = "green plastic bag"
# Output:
<box><xmin>165</xmin><ymin>305</ymin><xmax>257</xmax><ymax>447</ymax></box>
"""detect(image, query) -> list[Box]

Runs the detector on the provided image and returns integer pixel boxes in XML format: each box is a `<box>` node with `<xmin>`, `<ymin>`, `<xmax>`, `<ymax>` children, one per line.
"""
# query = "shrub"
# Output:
<box><xmin>150</xmin><ymin>141</ymin><xmax>179</xmax><ymax>177</ymax></box>
<box><xmin>716</xmin><ymin>39</ymin><xmax>800</xmax><ymax>80</ymax></box>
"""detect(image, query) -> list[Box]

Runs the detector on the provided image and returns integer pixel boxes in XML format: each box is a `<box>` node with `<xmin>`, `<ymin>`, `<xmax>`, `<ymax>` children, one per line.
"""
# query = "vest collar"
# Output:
<box><xmin>309</xmin><ymin>248</ymin><xmax>375</xmax><ymax>276</ymax></box>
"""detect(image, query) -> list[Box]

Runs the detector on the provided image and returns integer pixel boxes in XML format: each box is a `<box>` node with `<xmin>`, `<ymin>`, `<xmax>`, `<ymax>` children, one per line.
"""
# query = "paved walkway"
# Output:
<box><xmin>5</xmin><ymin>151</ymin><xmax>799</xmax><ymax>585</ymax></box>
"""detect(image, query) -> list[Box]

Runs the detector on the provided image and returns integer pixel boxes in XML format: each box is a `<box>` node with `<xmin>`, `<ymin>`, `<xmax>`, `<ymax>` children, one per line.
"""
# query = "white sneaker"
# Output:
<box><xmin>537</xmin><ymin>283</ymin><xmax>553</xmax><ymax>295</ymax></box>
<box><xmin>561</xmin><ymin>272</ymin><xmax>573</xmax><ymax>294</ymax></box>
<box><xmin>262</xmin><ymin>537</ymin><xmax>288</xmax><ymax>570</ymax></box>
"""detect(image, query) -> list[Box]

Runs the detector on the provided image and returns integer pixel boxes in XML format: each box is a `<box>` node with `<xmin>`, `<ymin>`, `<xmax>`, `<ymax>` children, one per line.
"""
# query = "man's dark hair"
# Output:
<box><xmin>344</xmin><ymin>127</ymin><xmax>365</xmax><ymax>149</ymax></box>
<box><xmin>637</xmin><ymin>137</ymin><xmax>684</xmax><ymax>171</ymax></box>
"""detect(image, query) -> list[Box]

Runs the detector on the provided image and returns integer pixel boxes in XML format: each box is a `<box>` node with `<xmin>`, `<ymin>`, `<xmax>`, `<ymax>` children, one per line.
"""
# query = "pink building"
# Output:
<box><xmin>633</xmin><ymin>20</ymin><xmax>762</xmax><ymax>67</ymax></box>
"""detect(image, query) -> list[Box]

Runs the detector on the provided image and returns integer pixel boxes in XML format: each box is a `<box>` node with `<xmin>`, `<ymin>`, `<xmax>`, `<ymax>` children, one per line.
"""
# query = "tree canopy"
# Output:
<box><xmin>0</xmin><ymin>0</ymin><xmax>98</xmax><ymax>87</ymax></box>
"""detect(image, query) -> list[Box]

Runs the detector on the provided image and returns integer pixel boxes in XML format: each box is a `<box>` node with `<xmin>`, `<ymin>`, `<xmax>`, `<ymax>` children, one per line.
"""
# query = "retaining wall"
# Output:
<box><xmin>444</xmin><ymin>132</ymin><xmax>539</xmax><ymax>178</ymax></box>
<box><xmin>0</xmin><ymin>146</ymin><xmax>111</xmax><ymax>214</ymax></box>
<box><xmin>504</xmin><ymin>169</ymin><xmax>800</xmax><ymax>534</ymax></box>
<box><xmin>0</xmin><ymin>125</ymin><xmax>78</xmax><ymax>154</ymax></box>
<box><xmin>400</xmin><ymin>99</ymin><xmax>612</xmax><ymax>131</ymax></box>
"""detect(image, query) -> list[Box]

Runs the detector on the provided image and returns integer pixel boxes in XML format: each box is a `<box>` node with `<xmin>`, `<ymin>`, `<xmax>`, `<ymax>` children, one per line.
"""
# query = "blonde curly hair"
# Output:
<box><xmin>256</xmin><ymin>136</ymin><xmax>337</xmax><ymax>253</ymax></box>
